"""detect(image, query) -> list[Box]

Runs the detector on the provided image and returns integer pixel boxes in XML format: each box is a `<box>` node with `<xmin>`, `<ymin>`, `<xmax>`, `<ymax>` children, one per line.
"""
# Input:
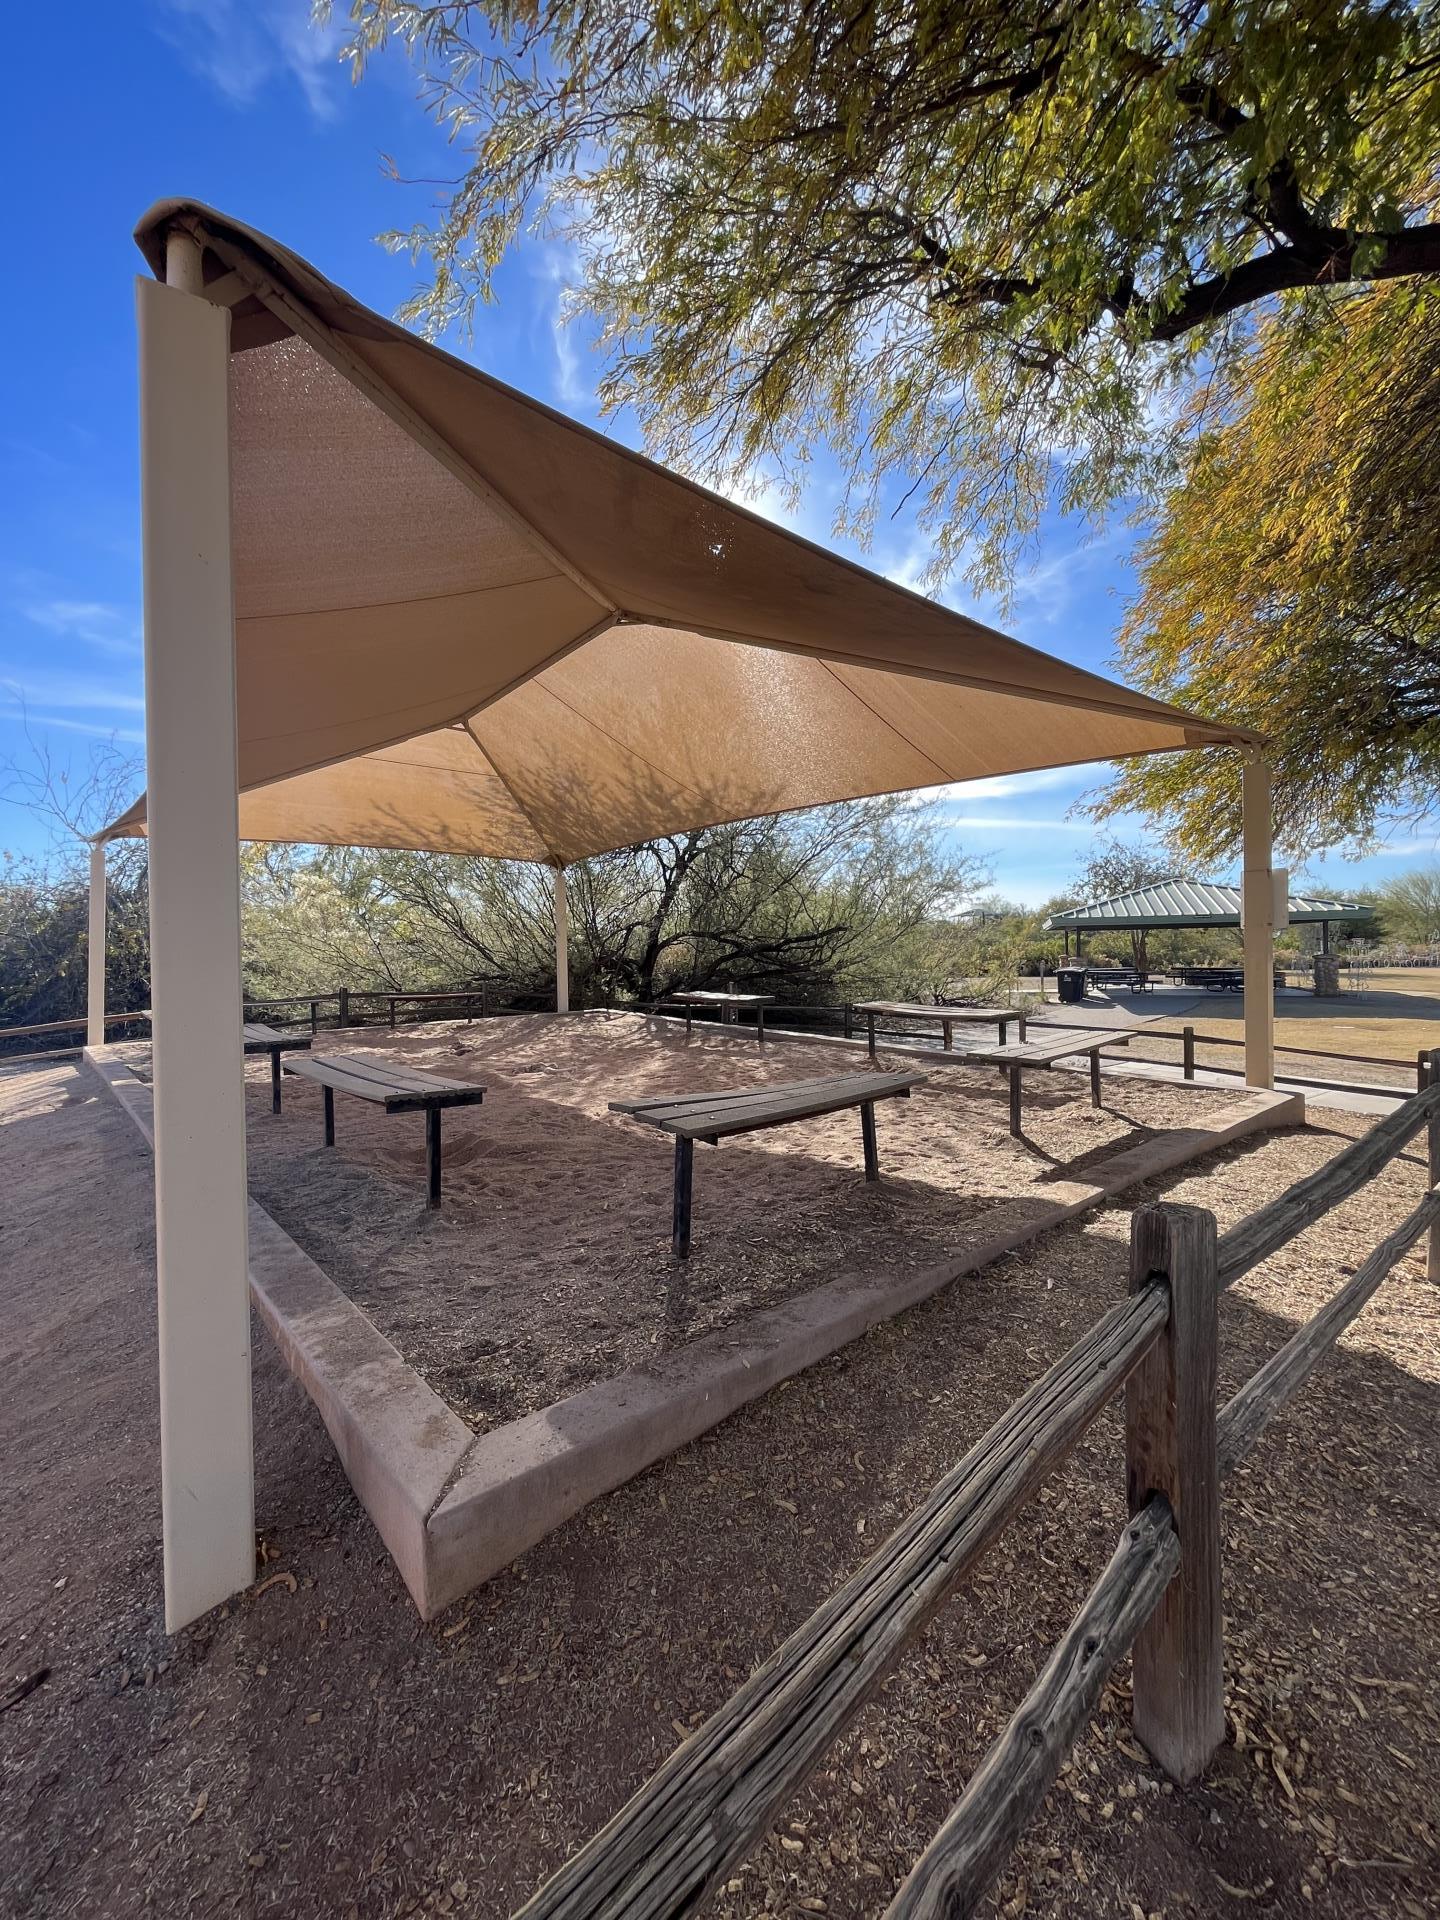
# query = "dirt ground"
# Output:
<box><xmin>121</xmin><ymin>1012</ymin><xmax>1236</xmax><ymax>1427</ymax></box>
<box><xmin>2</xmin><ymin>1051</ymin><xmax>1437</xmax><ymax>1920</ymax></box>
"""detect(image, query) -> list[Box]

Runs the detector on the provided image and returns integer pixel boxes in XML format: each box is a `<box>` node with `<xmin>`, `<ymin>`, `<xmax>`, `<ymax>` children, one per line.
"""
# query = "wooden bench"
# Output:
<box><xmin>610</xmin><ymin>1070</ymin><xmax>924</xmax><ymax>1257</ymax></box>
<box><xmin>854</xmin><ymin>1001</ymin><xmax>1026</xmax><ymax>1055</ymax></box>
<box><xmin>243</xmin><ymin>1021</ymin><xmax>314</xmax><ymax>1114</ymax></box>
<box><xmin>967</xmin><ymin>1027</ymin><xmax>1135</xmax><ymax>1137</ymax></box>
<box><xmin>282</xmin><ymin>1053</ymin><xmax>486</xmax><ymax>1208</ymax></box>
<box><xmin>672</xmin><ymin>990</ymin><xmax>776</xmax><ymax>1039</ymax></box>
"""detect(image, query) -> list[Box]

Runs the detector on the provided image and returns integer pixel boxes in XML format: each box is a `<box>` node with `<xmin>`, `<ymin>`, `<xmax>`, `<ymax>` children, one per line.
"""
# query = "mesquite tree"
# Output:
<box><xmin>329</xmin><ymin>0</ymin><xmax>1440</xmax><ymax>582</ymax></box>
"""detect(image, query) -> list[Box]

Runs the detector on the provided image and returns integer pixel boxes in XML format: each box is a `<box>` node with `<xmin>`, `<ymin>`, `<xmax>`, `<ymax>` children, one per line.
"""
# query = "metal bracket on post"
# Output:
<box><xmin>1124</xmin><ymin>1202</ymin><xmax>1225</xmax><ymax>1783</ymax></box>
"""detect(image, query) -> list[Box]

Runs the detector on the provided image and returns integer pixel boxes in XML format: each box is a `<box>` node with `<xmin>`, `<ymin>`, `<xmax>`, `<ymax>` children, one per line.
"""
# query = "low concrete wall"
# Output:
<box><xmin>425</xmin><ymin>1086</ymin><xmax>1303</xmax><ymax>1612</ymax></box>
<box><xmin>84</xmin><ymin>1046</ymin><xmax>472</xmax><ymax>1615</ymax></box>
<box><xmin>86</xmin><ymin>1042</ymin><xmax>1302</xmax><ymax>1620</ymax></box>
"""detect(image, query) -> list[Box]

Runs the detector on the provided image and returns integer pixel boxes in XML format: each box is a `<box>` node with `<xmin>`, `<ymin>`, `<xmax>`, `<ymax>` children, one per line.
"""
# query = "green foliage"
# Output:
<box><xmin>332</xmin><ymin>0</ymin><xmax>1440</xmax><ymax>583</ymax></box>
<box><xmin>1071</xmin><ymin>835</ymin><xmax>1179</xmax><ymax>970</ymax></box>
<box><xmin>1095</xmin><ymin>282</ymin><xmax>1440</xmax><ymax>859</ymax></box>
<box><xmin>242</xmin><ymin>798</ymin><xmax>987</xmax><ymax>1005</ymax></box>
<box><xmin>0</xmin><ymin>734</ymin><xmax>150</xmax><ymax>1043</ymax></box>
<box><xmin>0</xmin><ymin>852</ymin><xmax>150</xmax><ymax>1040</ymax></box>
<box><xmin>1373</xmin><ymin>865</ymin><xmax>1440</xmax><ymax>943</ymax></box>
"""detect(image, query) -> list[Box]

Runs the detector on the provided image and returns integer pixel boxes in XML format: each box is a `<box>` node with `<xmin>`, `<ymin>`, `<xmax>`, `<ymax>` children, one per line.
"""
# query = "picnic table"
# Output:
<box><xmin>1172</xmin><ymin>966</ymin><xmax>1244</xmax><ymax>992</ymax></box>
<box><xmin>854</xmin><ymin>1001</ymin><xmax>1026</xmax><ymax>1056</ymax></box>
<box><xmin>1083</xmin><ymin>968</ymin><xmax>1153</xmax><ymax>994</ymax></box>
<box><xmin>243</xmin><ymin>1021</ymin><xmax>314</xmax><ymax>1114</ymax></box>
<box><xmin>610</xmin><ymin>1069</ymin><xmax>924</xmax><ymax>1257</ymax></box>
<box><xmin>672</xmin><ymin>990</ymin><xmax>776</xmax><ymax>1040</ymax></box>
<box><xmin>966</xmin><ymin>1026</ymin><xmax>1136</xmax><ymax>1137</ymax></box>
<box><xmin>283</xmin><ymin>1053</ymin><xmax>486</xmax><ymax>1208</ymax></box>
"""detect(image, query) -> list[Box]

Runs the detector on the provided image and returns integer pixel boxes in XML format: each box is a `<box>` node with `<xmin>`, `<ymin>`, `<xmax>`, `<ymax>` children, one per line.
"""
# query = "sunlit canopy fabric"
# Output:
<box><xmin>106</xmin><ymin>201</ymin><xmax>1256</xmax><ymax>863</ymax></box>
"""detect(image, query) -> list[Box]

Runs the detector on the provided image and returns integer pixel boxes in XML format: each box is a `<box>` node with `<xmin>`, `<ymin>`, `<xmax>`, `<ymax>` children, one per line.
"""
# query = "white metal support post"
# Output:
<box><xmin>140</xmin><ymin>230</ymin><xmax>255</xmax><ymax>1631</ymax></box>
<box><xmin>554</xmin><ymin>865</ymin><xmax>570</xmax><ymax>1013</ymax></box>
<box><xmin>87</xmin><ymin>840</ymin><xmax>107</xmax><ymax>1047</ymax></box>
<box><xmin>1241</xmin><ymin>752</ymin><xmax>1276</xmax><ymax>1091</ymax></box>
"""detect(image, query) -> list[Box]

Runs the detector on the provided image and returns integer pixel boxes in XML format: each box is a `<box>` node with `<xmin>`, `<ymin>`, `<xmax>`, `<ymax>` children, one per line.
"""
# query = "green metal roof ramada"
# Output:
<box><xmin>1045</xmin><ymin>881</ymin><xmax>1368</xmax><ymax>932</ymax></box>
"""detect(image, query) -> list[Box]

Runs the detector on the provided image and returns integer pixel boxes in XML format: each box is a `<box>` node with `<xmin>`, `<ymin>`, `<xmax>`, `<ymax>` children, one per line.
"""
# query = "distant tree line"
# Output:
<box><xmin>2</xmin><ymin>737</ymin><xmax>1432</xmax><ymax>1044</ymax></box>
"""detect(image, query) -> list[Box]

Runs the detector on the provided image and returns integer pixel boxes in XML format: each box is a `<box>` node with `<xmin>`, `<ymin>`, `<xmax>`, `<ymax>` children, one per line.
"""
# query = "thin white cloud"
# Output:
<box><xmin>930</xmin><ymin>766</ymin><xmax>1088</xmax><ymax>804</ymax></box>
<box><xmin>20</xmin><ymin>599</ymin><xmax>141</xmax><ymax>657</ymax></box>
<box><xmin>152</xmin><ymin>0</ymin><xmax>346</xmax><ymax>119</ymax></box>
<box><xmin>942</xmin><ymin>814</ymin><xmax>1094</xmax><ymax>833</ymax></box>
<box><xmin>1</xmin><ymin>673</ymin><xmax>145</xmax><ymax>715</ymax></box>
<box><xmin>0</xmin><ymin>713</ymin><xmax>146</xmax><ymax>745</ymax></box>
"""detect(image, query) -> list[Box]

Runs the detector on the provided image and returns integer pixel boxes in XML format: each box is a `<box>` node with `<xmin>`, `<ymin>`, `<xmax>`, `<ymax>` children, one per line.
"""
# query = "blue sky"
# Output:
<box><xmin>2</xmin><ymin>2</ymin><xmax>1435</xmax><ymax>906</ymax></box>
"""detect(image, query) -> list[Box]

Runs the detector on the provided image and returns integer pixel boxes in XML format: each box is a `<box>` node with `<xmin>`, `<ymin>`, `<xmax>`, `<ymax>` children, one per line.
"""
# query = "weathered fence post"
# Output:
<box><xmin>1417</xmin><ymin>1048</ymin><xmax>1429</xmax><ymax>1095</ymax></box>
<box><xmin>1428</xmin><ymin>1049</ymin><xmax>1440</xmax><ymax>1283</ymax></box>
<box><xmin>1124</xmin><ymin>1202</ymin><xmax>1224</xmax><ymax>1783</ymax></box>
<box><xmin>1183</xmin><ymin>1026</ymin><xmax>1195</xmax><ymax>1082</ymax></box>
<box><xmin>337</xmin><ymin>985</ymin><xmax>350</xmax><ymax>1029</ymax></box>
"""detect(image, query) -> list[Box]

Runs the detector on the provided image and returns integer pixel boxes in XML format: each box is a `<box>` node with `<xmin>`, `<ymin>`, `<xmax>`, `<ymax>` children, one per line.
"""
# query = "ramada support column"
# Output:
<box><xmin>554</xmin><ymin>864</ymin><xmax>570</xmax><ymax>1014</ymax></box>
<box><xmin>87</xmin><ymin>839</ymin><xmax>107</xmax><ymax>1047</ymax></box>
<box><xmin>139</xmin><ymin>227</ymin><xmax>255</xmax><ymax>1632</ymax></box>
<box><xmin>1241</xmin><ymin>752</ymin><xmax>1276</xmax><ymax>1090</ymax></box>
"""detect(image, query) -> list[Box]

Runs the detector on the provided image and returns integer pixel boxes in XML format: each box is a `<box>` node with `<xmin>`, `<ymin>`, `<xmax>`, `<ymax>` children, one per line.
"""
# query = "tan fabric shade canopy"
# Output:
<box><xmin>105</xmin><ymin>200</ymin><xmax>1255</xmax><ymax>863</ymax></box>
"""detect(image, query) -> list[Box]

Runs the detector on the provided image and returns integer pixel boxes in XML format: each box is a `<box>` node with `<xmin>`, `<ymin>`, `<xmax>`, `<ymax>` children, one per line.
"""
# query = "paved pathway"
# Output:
<box><xmin>1027</xmin><ymin>987</ymin><xmax>1406</xmax><ymax>1116</ymax></box>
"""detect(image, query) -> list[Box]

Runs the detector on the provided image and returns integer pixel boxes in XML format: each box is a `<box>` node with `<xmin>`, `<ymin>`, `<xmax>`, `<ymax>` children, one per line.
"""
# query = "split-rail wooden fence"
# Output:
<box><xmin>511</xmin><ymin>1053</ymin><xmax>1440</xmax><ymax>1920</ymax></box>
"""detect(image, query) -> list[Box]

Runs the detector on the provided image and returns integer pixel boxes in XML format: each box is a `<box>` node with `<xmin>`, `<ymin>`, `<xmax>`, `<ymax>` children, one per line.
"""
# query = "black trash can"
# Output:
<box><xmin>1056</xmin><ymin>967</ymin><xmax>1087</xmax><ymax>1006</ymax></box>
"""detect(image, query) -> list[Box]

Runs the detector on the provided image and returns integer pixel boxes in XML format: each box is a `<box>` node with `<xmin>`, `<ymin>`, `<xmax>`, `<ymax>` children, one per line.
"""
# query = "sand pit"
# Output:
<box><xmin>178</xmin><ymin>1011</ymin><xmax>1245</xmax><ymax>1429</ymax></box>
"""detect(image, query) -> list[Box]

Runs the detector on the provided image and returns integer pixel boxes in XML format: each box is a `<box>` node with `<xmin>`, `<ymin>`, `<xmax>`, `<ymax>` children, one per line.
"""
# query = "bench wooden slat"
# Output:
<box><xmin>283</xmin><ymin>1054</ymin><xmax>485</xmax><ymax>1112</ymax></box>
<box><xmin>242</xmin><ymin>1022</ymin><xmax>312</xmax><ymax>1053</ymax></box>
<box><xmin>852</xmin><ymin>1002</ymin><xmax>1008</xmax><ymax>1023</ymax></box>
<box><xmin>612</xmin><ymin>1073</ymin><xmax>921</xmax><ymax>1142</ymax></box>
<box><xmin>296</xmin><ymin>1051</ymin><xmax>467</xmax><ymax>1094</ymax></box>
<box><xmin>612</xmin><ymin>1072</ymin><xmax>906</xmax><ymax>1122</ymax></box>
<box><xmin>970</xmin><ymin>1030</ymin><xmax>1133</xmax><ymax>1068</ymax></box>
<box><xmin>671</xmin><ymin>991</ymin><xmax>776</xmax><ymax>1006</ymax></box>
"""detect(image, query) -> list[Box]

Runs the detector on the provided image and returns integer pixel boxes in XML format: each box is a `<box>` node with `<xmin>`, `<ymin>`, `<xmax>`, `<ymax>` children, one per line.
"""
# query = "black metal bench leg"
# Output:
<box><xmin>1008</xmin><ymin>1064</ymin><xmax>1022</xmax><ymax>1137</ymax></box>
<box><xmin>426</xmin><ymin>1107</ymin><xmax>442</xmax><ymax>1209</ymax></box>
<box><xmin>270</xmin><ymin>1048</ymin><xmax>282</xmax><ymax>1115</ymax></box>
<box><xmin>1090</xmin><ymin>1049</ymin><xmax>1102</xmax><ymax>1108</ymax></box>
<box><xmin>672</xmin><ymin>1137</ymin><xmax>694</xmax><ymax>1258</ymax></box>
<box><xmin>860</xmin><ymin>1101</ymin><xmax>879</xmax><ymax>1180</ymax></box>
<box><xmin>323</xmin><ymin>1085</ymin><xmax>335</xmax><ymax>1147</ymax></box>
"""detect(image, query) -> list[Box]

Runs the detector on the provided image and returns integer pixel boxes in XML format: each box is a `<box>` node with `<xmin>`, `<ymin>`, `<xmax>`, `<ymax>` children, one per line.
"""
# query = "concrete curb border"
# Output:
<box><xmin>424</xmin><ymin>1086</ymin><xmax>1303</xmax><ymax>1611</ymax></box>
<box><xmin>84</xmin><ymin>1044</ymin><xmax>1302</xmax><ymax>1618</ymax></box>
<box><xmin>84</xmin><ymin>1046</ymin><xmax>472</xmax><ymax>1614</ymax></box>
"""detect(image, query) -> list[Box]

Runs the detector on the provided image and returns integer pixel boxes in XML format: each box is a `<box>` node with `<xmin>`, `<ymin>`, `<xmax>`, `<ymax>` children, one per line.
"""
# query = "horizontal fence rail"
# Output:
<box><xmin>515</xmin><ymin>1053</ymin><xmax>1440</xmax><ymax>1920</ymax></box>
<box><xmin>1217</xmin><ymin>1076</ymin><xmax>1440</xmax><ymax>1288</ymax></box>
<box><xmin>884</xmin><ymin>1497</ymin><xmax>1181</xmax><ymax>1920</ymax></box>
<box><xmin>0</xmin><ymin>1008</ymin><xmax>152</xmax><ymax>1042</ymax></box>
<box><xmin>513</xmin><ymin>1284</ymin><xmax>1169</xmax><ymax>1920</ymax></box>
<box><xmin>1216</xmin><ymin>1182</ymin><xmax>1440</xmax><ymax>1477</ymax></box>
